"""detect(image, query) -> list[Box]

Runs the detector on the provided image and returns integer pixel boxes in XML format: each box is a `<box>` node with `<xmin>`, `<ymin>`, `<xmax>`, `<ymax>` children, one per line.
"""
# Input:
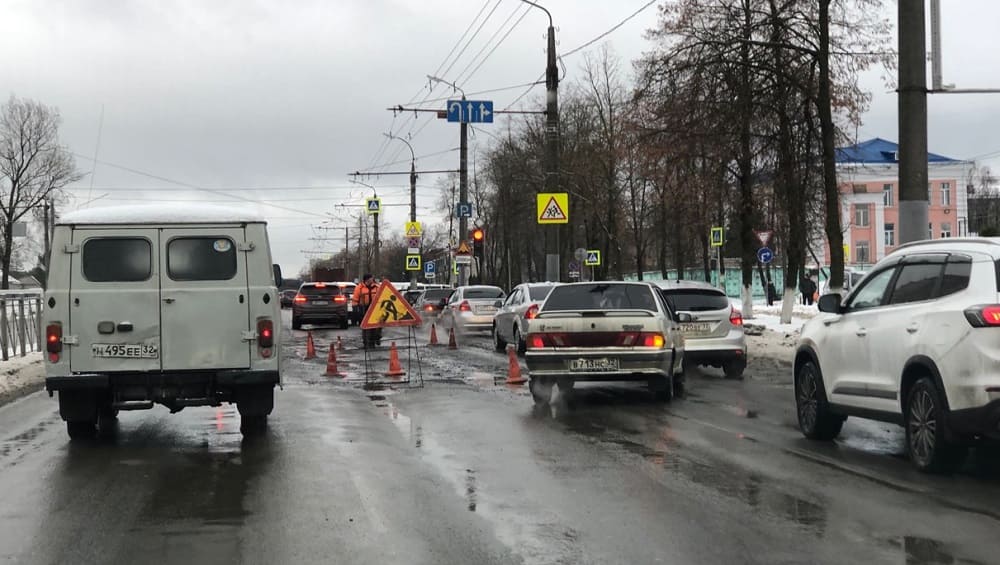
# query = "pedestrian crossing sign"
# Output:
<box><xmin>360</xmin><ymin>281</ymin><xmax>422</xmax><ymax>329</ymax></box>
<box><xmin>405</xmin><ymin>255</ymin><xmax>421</xmax><ymax>271</ymax></box>
<box><xmin>536</xmin><ymin>193</ymin><xmax>569</xmax><ymax>224</ymax></box>
<box><xmin>584</xmin><ymin>250</ymin><xmax>601</xmax><ymax>266</ymax></box>
<box><xmin>710</xmin><ymin>226</ymin><xmax>724</xmax><ymax>247</ymax></box>
<box><xmin>405</xmin><ymin>221</ymin><xmax>423</xmax><ymax>237</ymax></box>
<box><xmin>365</xmin><ymin>197</ymin><xmax>381</xmax><ymax>215</ymax></box>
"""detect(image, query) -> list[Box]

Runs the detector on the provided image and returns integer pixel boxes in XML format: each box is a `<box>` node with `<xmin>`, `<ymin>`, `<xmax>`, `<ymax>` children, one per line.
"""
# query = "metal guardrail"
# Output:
<box><xmin>0</xmin><ymin>290</ymin><xmax>43</xmax><ymax>361</ymax></box>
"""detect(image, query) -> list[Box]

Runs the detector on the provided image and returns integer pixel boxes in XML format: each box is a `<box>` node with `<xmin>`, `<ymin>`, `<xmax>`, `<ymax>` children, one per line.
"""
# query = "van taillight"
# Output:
<box><xmin>730</xmin><ymin>307</ymin><xmax>743</xmax><ymax>327</ymax></box>
<box><xmin>964</xmin><ymin>305</ymin><xmax>1000</xmax><ymax>327</ymax></box>
<box><xmin>258</xmin><ymin>319</ymin><xmax>274</xmax><ymax>348</ymax></box>
<box><xmin>46</xmin><ymin>324</ymin><xmax>62</xmax><ymax>354</ymax></box>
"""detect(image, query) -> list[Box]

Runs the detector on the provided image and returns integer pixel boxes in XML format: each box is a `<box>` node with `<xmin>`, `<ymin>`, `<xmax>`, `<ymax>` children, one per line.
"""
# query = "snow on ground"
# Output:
<box><xmin>0</xmin><ymin>352</ymin><xmax>44</xmax><ymax>405</ymax></box>
<box><xmin>728</xmin><ymin>299</ymin><xmax>818</xmax><ymax>369</ymax></box>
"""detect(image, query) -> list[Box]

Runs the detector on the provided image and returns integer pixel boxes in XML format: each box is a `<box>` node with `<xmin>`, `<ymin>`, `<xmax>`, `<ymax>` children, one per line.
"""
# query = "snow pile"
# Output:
<box><xmin>60</xmin><ymin>204</ymin><xmax>266</xmax><ymax>225</ymax></box>
<box><xmin>0</xmin><ymin>353</ymin><xmax>45</xmax><ymax>404</ymax></box>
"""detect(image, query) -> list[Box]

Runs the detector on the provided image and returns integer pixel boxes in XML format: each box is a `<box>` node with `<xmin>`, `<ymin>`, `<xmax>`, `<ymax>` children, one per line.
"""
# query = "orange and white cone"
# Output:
<box><xmin>505</xmin><ymin>344</ymin><xmax>527</xmax><ymax>385</ymax></box>
<box><xmin>447</xmin><ymin>327</ymin><xmax>458</xmax><ymax>350</ymax></box>
<box><xmin>305</xmin><ymin>331</ymin><xmax>317</xmax><ymax>359</ymax></box>
<box><xmin>325</xmin><ymin>343</ymin><xmax>345</xmax><ymax>377</ymax></box>
<box><xmin>385</xmin><ymin>342</ymin><xmax>406</xmax><ymax>378</ymax></box>
<box><xmin>429</xmin><ymin>323</ymin><xmax>440</xmax><ymax>346</ymax></box>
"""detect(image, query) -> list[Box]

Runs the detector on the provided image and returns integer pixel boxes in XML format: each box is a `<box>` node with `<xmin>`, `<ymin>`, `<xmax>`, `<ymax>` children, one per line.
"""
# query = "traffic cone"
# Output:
<box><xmin>429</xmin><ymin>323</ymin><xmax>440</xmax><ymax>346</ymax></box>
<box><xmin>305</xmin><ymin>331</ymin><xmax>317</xmax><ymax>359</ymax></box>
<box><xmin>337</xmin><ymin>336</ymin><xmax>344</xmax><ymax>351</ymax></box>
<box><xmin>505</xmin><ymin>344</ymin><xmax>527</xmax><ymax>385</ymax></box>
<box><xmin>325</xmin><ymin>343</ymin><xmax>345</xmax><ymax>377</ymax></box>
<box><xmin>385</xmin><ymin>342</ymin><xmax>406</xmax><ymax>378</ymax></box>
<box><xmin>448</xmin><ymin>327</ymin><xmax>458</xmax><ymax>350</ymax></box>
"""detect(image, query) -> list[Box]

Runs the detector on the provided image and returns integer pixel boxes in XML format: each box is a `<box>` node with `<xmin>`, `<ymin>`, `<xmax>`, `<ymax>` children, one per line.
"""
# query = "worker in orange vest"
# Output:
<box><xmin>351</xmin><ymin>274</ymin><xmax>381</xmax><ymax>347</ymax></box>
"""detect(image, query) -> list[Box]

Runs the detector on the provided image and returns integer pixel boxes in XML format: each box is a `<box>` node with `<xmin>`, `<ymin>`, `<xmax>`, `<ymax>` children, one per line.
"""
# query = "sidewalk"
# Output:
<box><xmin>0</xmin><ymin>353</ymin><xmax>44</xmax><ymax>406</ymax></box>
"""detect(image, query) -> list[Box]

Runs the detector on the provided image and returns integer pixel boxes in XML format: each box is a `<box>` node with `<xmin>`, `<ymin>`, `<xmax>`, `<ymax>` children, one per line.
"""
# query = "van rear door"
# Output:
<box><xmin>160</xmin><ymin>228</ymin><xmax>251</xmax><ymax>371</ymax></box>
<box><xmin>70</xmin><ymin>229</ymin><xmax>162</xmax><ymax>373</ymax></box>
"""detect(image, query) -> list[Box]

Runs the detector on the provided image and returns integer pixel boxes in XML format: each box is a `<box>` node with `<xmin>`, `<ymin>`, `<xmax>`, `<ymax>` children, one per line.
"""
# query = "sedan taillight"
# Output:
<box><xmin>459</xmin><ymin>300</ymin><xmax>472</xmax><ymax>312</ymax></box>
<box><xmin>525</xmin><ymin>304</ymin><xmax>539</xmax><ymax>320</ymax></box>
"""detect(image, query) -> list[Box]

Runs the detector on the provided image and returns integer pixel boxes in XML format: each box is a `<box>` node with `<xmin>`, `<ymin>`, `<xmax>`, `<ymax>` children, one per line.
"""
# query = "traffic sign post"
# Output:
<box><xmin>568</xmin><ymin>260</ymin><xmax>581</xmax><ymax>280</ymax></box>
<box><xmin>405</xmin><ymin>255</ymin><xmax>421</xmax><ymax>271</ymax></box>
<box><xmin>360</xmin><ymin>281</ymin><xmax>422</xmax><ymax>329</ymax></box>
<box><xmin>710</xmin><ymin>227</ymin><xmax>724</xmax><ymax>290</ymax></box>
<box><xmin>447</xmin><ymin>100</ymin><xmax>494</xmax><ymax>123</ymax></box>
<box><xmin>756</xmin><ymin>247</ymin><xmax>774</xmax><ymax>264</ymax></box>
<box><xmin>455</xmin><ymin>202</ymin><xmax>473</xmax><ymax>218</ymax></box>
<box><xmin>753</xmin><ymin>229</ymin><xmax>774</xmax><ymax>248</ymax></box>
<box><xmin>406</xmin><ymin>236</ymin><xmax>421</xmax><ymax>255</ymax></box>
<box><xmin>366</xmin><ymin>197</ymin><xmax>381</xmax><ymax>215</ymax></box>
<box><xmin>537</xmin><ymin>193</ymin><xmax>569</xmax><ymax>224</ymax></box>
<box><xmin>404</xmin><ymin>221</ymin><xmax>423</xmax><ymax>237</ymax></box>
<box><xmin>425</xmin><ymin>260</ymin><xmax>435</xmax><ymax>274</ymax></box>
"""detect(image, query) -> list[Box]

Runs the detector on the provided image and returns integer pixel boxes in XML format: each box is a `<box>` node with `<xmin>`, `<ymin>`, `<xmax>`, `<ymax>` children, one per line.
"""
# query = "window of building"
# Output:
<box><xmin>856</xmin><ymin>241</ymin><xmax>870</xmax><ymax>264</ymax></box>
<box><xmin>928</xmin><ymin>222</ymin><xmax>934</xmax><ymax>240</ymax></box>
<box><xmin>883</xmin><ymin>183</ymin><xmax>893</xmax><ymax>207</ymax></box>
<box><xmin>852</xmin><ymin>184</ymin><xmax>867</xmax><ymax>193</ymax></box>
<box><xmin>884</xmin><ymin>223</ymin><xmax>895</xmax><ymax>246</ymax></box>
<box><xmin>941</xmin><ymin>182</ymin><xmax>951</xmax><ymax>207</ymax></box>
<box><xmin>854</xmin><ymin>204</ymin><xmax>870</xmax><ymax>227</ymax></box>
<box><xmin>941</xmin><ymin>222</ymin><xmax>952</xmax><ymax>238</ymax></box>
<box><xmin>928</xmin><ymin>182</ymin><xmax>934</xmax><ymax>201</ymax></box>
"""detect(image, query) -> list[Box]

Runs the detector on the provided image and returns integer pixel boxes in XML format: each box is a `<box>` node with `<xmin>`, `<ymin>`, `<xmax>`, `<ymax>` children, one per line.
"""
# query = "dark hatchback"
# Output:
<box><xmin>292</xmin><ymin>282</ymin><xmax>349</xmax><ymax>330</ymax></box>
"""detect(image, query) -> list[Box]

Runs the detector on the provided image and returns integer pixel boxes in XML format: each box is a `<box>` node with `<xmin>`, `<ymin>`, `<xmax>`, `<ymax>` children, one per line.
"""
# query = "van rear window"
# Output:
<box><xmin>167</xmin><ymin>237</ymin><xmax>237</xmax><ymax>281</ymax></box>
<box><xmin>83</xmin><ymin>238</ymin><xmax>151</xmax><ymax>282</ymax></box>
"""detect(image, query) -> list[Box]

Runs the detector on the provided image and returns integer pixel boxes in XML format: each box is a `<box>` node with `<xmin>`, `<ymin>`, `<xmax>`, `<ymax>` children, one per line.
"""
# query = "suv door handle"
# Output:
<box><xmin>855</xmin><ymin>328</ymin><xmax>867</xmax><ymax>337</ymax></box>
<box><xmin>162</xmin><ymin>298</ymin><xmax>175</xmax><ymax>304</ymax></box>
<box><xmin>906</xmin><ymin>324</ymin><xmax>919</xmax><ymax>334</ymax></box>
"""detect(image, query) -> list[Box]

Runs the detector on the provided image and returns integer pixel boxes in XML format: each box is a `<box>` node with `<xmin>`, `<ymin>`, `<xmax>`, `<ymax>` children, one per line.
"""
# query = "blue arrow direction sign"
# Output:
<box><xmin>757</xmin><ymin>247</ymin><xmax>774</xmax><ymax>264</ymax></box>
<box><xmin>455</xmin><ymin>201</ymin><xmax>473</xmax><ymax>218</ymax></box>
<box><xmin>446</xmin><ymin>100</ymin><xmax>494</xmax><ymax>123</ymax></box>
<box><xmin>425</xmin><ymin>260</ymin><xmax>435</xmax><ymax>274</ymax></box>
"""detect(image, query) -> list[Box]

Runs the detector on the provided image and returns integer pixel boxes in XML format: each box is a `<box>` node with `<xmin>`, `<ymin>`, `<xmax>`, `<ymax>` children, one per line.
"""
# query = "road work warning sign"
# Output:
<box><xmin>360</xmin><ymin>281</ymin><xmax>422</xmax><ymax>329</ymax></box>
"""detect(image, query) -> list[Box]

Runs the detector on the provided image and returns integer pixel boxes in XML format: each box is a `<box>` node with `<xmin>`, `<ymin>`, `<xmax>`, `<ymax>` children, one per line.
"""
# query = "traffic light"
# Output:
<box><xmin>471</xmin><ymin>227</ymin><xmax>485</xmax><ymax>256</ymax></box>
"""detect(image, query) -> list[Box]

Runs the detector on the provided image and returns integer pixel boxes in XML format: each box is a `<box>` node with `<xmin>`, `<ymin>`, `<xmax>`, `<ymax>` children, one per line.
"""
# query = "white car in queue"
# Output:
<box><xmin>524</xmin><ymin>281</ymin><xmax>689</xmax><ymax>406</ymax></box>
<box><xmin>439</xmin><ymin>285</ymin><xmax>507</xmax><ymax>334</ymax></box>
<box><xmin>43</xmin><ymin>205</ymin><xmax>282</xmax><ymax>439</ymax></box>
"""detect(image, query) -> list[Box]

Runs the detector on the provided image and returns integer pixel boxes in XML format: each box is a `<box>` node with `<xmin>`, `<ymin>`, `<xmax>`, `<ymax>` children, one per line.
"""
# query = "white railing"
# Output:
<box><xmin>0</xmin><ymin>290</ymin><xmax>43</xmax><ymax>361</ymax></box>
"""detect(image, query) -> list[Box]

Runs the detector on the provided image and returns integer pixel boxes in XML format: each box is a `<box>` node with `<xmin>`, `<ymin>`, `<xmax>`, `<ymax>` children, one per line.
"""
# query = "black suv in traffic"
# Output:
<box><xmin>292</xmin><ymin>282</ymin><xmax>349</xmax><ymax>330</ymax></box>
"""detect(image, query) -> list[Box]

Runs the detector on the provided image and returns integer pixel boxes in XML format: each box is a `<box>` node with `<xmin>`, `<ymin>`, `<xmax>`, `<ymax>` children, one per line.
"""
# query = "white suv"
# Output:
<box><xmin>795</xmin><ymin>238</ymin><xmax>1000</xmax><ymax>473</ymax></box>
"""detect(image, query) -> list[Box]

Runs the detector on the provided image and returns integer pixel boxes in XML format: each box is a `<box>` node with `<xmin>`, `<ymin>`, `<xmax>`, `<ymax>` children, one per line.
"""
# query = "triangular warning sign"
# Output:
<box><xmin>539</xmin><ymin>196</ymin><xmax>567</xmax><ymax>221</ymax></box>
<box><xmin>456</xmin><ymin>240</ymin><xmax>472</xmax><ymax>255</ymax></box>
<box><xmin>361</xmin><ymin>281</ymin><xmax>422</xmax><ymax>329</ymax></box>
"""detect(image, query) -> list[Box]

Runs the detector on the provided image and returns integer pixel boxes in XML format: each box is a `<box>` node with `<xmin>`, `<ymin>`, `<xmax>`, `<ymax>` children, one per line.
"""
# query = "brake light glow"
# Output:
<box><xmin>425</xmin><ymin>305</ymin><xmax>434</xmax><ymax>311</ymax></box>
<box><xmin>964</xmin><ymin>305</ymin><xmax>1000</xmax><ymax>327</ymax></box>
<box><xmin>315</xmin><ymin>282</ymin><xmax>326</xmax><ymax>288</ymax></box>
<box><xmin>294</xmin><ymin>295</ymin><xmax>307</xmax><ymax>303</ymax></box>
<box><xmin>525</xmin><ymin>304</ymin><xmax>539</xmax><ymax>320</ymax></box>
<box><xmin>730</xmin><ymin>307</ymin><xmax>743</xmax><ymax>327</ymax></box>
<box><xmin>459</xmin><ymin>300</ymin><xmax>471</xmax><ymax>312</ymax></box>
<box><xmin>525</xmin><ymin>331</ymin><xmax>665</xmax><ymax>348</ymax></box>
<box><xmin>527</xmin><ymin>333</ymin><xmax>548</xmax><ymax>349</ymax></box>
<box><xmin>46</xmin><ymin>323</ymin><xmax>62</xmax><ymax>354</ymax></box>
<box><xmin>333</xmin><ymin>295</ymin><xmax>347</xmax><ymax>303</ymax></box>
<box><xmin>257</xmin><ymin>319</ymin><xmax>275</xmax><ymax>348</ymax></box>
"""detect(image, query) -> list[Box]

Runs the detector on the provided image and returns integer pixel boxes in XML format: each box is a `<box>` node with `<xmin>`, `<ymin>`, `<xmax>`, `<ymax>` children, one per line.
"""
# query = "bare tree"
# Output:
<box><xmin>0</xmin><ymin>96</ymin><xmax>81</xmax><ymax>289</ymax></box>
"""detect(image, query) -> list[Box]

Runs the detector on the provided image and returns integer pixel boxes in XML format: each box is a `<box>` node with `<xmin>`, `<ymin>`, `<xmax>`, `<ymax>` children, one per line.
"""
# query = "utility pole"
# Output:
<box><xmin>385</xmin><ymin>133</ymin><xmax>419</xmax><ymax>288</ymax></box>
<box><xmin>898</xmin><ymin>0</ymin><xmax>928</xmax><ymax>244</ymax></box>
<box><xmin>449</xmin><ymin>182</ymin><xmax>456</xmax><ymax>287</ymax></box>
<box><xmin>521</xmin><ymin>0</ymin><xmax>561</xmax><ymax>282</ymax></box>
<box><xmin>427</xmin><ymin>75</ymin><xmax>470</xmax><ymax>287</ymax></box>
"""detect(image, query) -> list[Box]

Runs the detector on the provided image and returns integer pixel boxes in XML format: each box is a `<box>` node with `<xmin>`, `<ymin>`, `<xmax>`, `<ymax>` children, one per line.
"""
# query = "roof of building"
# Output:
<box><xmin>835</xmin><ymin>137</ymin><xmax>959</xmax><ymax>164</ymax></box>
<box><xmin>59</xmin><ymin>204</ymin><xmax>266</xmax><ymax>225</ymax></box>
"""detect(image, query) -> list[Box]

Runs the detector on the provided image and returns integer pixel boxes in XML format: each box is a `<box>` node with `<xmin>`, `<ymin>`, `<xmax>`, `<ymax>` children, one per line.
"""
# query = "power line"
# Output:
<box><xmin>455</xmin><ymin>3</ymin><xmax>532</xmax><ymax>87</ymax></box>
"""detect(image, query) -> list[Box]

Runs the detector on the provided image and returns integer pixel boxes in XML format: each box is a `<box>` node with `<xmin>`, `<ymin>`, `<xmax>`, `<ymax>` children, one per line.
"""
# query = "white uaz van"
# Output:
<box><xmin>43</xmin><ymin>205</ymin><xmax>283</xmax><ymax>438</ymax></box>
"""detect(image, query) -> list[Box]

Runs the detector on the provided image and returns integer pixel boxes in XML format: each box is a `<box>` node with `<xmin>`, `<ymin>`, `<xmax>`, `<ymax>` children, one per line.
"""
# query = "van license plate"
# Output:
<box><xmin>92</xmin><ymin>343</ymin><xmax>159</xmax><ymax>359</ymax></box>
<box><xmin>570</xmin><ymin>358</ymin><xmax>619</xmax><ymax>372</ymax></box>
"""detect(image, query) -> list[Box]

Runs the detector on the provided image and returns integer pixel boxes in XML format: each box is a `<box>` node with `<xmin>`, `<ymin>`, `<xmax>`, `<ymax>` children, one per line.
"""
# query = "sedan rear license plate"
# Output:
<box><xmin>92</xmin><ymin>343</ymin><xmax>159</xmax><ymax>359</ymax></box>
<box><xmin>475</xmin><ymin>306</ymin><xmax>496</xmax><ymax>314</ymax></box>
<box><xmin>570</xmin><ymin>358</ymin><xmax>619</xmax><ymax>372</ymax></box>
<box><xmin>311</xmin><ymin>300</ymin><xmax>328</xmax><ymax>305</ymax></box>
<box><xmin>681</xmin><ymin>323</ymin><xmax>711</xmax><ymax>334</ymax></box>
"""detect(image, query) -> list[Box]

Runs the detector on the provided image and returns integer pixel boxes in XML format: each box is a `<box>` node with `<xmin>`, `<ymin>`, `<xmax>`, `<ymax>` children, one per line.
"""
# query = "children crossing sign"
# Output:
<box><xmin>405</xmin><ymin>255</ymin><xmax>421</xmax><ymax>271</ymax></box>
<box><xmin>365</xmin><ymin>197</ymin><xmax>381</xmax><ymax>215</ymax></box>
<box><xmin>536</xmin><ymin>193</ymin><xmax>569</xmax><ymax>224</ymax></box>
<box><xmin>404</xmin><ymin>221</ymin><xmax>423</xmax><ymax>237</ymax></box>
<box><xmin>360</xmin><ymin>281</ymin><xmax>422</xmax><ymax>329</ymax></box>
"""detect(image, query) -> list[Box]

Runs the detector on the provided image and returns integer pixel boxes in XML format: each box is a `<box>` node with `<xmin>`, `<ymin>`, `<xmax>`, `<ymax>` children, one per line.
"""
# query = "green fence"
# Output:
<box><xmin>622</xmin><ymin>267</ymin><xmax>832</xmax><ymax>299</ymax></box>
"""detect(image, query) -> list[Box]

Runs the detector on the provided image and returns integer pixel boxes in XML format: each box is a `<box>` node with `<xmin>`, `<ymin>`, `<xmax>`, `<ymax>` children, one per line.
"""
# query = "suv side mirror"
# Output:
<box><xmin>676</xmin><ymin>312</ymin><xmax>693</xmax><ymax>323</ymax></box>
<box><xmin>817</xmin><ymin>293</ymin><xmax>842</xmax><ymax>314</ymax></box>
<box><xmin>494</xmin><ymin>299</ymin><xmax>503</xmax><ymax>308</ymax></box>
<box><xmin>272</xmin><ymin>264</ymin><xmax>283</xmax><ymax>287</ymax></box>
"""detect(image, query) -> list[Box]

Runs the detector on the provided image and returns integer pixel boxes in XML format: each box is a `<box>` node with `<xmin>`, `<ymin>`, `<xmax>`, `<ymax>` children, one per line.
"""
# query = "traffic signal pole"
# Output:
<box><xmin>898</xmin><ymin>0</ymin><xmax>929</xmax><ymax>244</ymax></box>
<box><xmin>459</xmin><ymin>113</ymin><xmax>469</xmax><ymax>287</ymax></box>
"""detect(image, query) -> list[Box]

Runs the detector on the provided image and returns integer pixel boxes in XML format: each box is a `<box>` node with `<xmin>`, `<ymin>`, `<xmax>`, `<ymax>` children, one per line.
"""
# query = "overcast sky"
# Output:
<box><xmin>2</xmin><ymin>0</ymin><xmax>998</xmax><ymax>276</ymax></box>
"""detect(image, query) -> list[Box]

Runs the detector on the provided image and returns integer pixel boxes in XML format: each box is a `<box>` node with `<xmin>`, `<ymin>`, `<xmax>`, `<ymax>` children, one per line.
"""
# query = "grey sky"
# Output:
<box><xmin>2</xmin><ymin>1</ymin><xmax>998</xmax><ymax>276</ymax></box>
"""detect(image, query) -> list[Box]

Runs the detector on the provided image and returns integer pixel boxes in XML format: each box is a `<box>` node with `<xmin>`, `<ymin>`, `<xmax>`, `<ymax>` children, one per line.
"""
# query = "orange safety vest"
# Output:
<box><xmin>352</xmin><ymin>282</ymin><xmax>377</xmax><ymax>307</ymax></box>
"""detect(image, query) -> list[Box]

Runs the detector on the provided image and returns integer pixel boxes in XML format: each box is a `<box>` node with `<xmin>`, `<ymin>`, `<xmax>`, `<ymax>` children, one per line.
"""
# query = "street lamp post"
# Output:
<box><xmin>350</xmin><ymin>179</ymin><xmax>380</xmax><ymax>275</ymax></box>
<box><xmin>385</xmin><ymin>133</ymin><xmax>419</xmax><ymax>287</ymax></box>
<box><xmin>520</xmin><ymin>0</ymin><xmax>561</xmax><ymax>283</ymax></box>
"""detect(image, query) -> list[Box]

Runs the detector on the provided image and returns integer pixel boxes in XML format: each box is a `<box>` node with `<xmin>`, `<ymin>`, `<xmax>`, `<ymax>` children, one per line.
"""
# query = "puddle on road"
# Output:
<box><xmin>884</xmin><ymin>535</ymin><xmax>987</xmax><ymax>565</ymax></box>
<box><xmin>465</xmin><ymin>468</ymin><xmax>478</xmax><ymax>512</ymax></box>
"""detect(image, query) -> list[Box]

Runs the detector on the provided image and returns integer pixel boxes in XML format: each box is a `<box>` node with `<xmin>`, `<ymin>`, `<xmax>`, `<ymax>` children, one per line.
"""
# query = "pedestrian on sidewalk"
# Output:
<box><xmin>800</xmin><ymin>275</ymin><xmax>816</xmax><ymax>306</ymax></box>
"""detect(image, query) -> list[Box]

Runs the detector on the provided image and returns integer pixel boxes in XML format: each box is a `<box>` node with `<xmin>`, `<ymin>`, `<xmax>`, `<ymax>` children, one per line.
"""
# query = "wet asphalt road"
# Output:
<box><xmin>1</xmin><ymin>312</ymin><xmax>999</xmax><ymax>565</ymax></box>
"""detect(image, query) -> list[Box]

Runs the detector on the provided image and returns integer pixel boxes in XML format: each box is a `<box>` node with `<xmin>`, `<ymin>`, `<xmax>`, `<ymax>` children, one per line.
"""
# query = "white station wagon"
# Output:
<box><xmin>43</xmin><ymin>205</ymin><xmax>283</xmax><ymax>438</ymax></box>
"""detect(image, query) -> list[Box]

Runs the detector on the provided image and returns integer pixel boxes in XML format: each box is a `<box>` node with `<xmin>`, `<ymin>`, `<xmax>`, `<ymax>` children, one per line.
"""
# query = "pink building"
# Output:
<box><xmin>819</xmin><ymin>138</ymin><xmax>976</xmax><ymax>267</ymax></box>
